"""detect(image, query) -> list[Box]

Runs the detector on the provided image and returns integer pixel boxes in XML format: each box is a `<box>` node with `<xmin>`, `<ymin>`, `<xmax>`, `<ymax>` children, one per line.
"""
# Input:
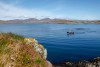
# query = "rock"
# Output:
<box><xmin>24</xmin><ymin>38</ymin><xmax>51</xmax><ymax>67</ymax></box>
<box><xmin>24</xmin><ymin>38</ymin><xmax>47</xmax><ymax>59</ymax></box>
<box><xmin>54</xmin><ymin>57</ymin><xmax>100</xmax><ymax>67</ymax></box>
<box><xmin>46</xmin><ymin>61</ymin><xmax>53</xmax><ymax>67</ymax></box>
<box><xmin>43</xmin><ymin>49</ymin><xmax>47</xmax><ymax>59</ymax></box>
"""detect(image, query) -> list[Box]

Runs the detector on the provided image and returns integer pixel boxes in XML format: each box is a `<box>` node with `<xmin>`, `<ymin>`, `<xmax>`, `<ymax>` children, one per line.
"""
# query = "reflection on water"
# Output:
<box><xmin>75</xmin><ymin>28</ymin><xmax>90</xmax><ymax>30</ymax></box>
<box><xmin>0</xmin><ymin>24</ymin><xmax>100</xmax><ymax>63</ymax></box>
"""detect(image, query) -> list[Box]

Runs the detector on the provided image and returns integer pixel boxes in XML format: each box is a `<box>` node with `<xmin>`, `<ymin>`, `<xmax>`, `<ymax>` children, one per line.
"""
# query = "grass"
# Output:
<box><xmin>0</xmin><ymin>33</ymin><xmax>46</xmax><ymax>67</ymax></box>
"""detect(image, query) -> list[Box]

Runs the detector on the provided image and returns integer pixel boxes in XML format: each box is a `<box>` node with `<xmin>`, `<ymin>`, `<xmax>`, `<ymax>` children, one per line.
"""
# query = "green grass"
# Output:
<box><xmin>7</xmin><ymin>32</ymin><xmax>24</xmax><ymax>40</ymax></box>
<box><xmin>35</xmin><ymin>58</ymin><xmax>46</xmax><ymax>67</ymax></box>
<box><xmin>0</xmin><ymin>33</ymin><xmax>24</xmax><ymax>53</ymax></box>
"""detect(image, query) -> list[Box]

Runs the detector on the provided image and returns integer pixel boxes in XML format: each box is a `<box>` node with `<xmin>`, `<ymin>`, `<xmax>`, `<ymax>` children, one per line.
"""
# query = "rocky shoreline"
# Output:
<box><xmin>54</xmin><ymin>57</ymin><xmax>100</xmax><ymax>67</ymax></box>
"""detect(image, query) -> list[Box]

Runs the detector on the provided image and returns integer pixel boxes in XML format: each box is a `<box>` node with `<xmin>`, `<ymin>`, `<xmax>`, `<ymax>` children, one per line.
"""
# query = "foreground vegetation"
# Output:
<box><xmin>0</xmin><ymin>33</ymin><xmax>46</xmax><ymax>67</ymax></box>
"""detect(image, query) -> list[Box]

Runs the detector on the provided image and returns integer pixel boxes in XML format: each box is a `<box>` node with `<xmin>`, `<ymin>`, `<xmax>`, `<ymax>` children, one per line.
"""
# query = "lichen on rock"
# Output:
<box><xmin>24</xmin><ymin>38</ymin><xmax>47</xmax><ymax>59</ymax></box>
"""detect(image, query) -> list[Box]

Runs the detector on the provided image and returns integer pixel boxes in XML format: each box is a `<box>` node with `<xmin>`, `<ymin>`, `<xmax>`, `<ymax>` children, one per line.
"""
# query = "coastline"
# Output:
<box><xmin>0</xmin><ymin>18</ymin><xmax>100</xmax><ymax>24</ymax></box>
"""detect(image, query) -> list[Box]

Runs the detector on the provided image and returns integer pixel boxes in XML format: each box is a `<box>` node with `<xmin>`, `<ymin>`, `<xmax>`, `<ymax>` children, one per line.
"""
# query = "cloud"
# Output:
<box><xmin>0</xmin><ymin>0</ymin><xmax>100</xmax><ymax>20</ymax></box>
<box><xmin>0</xmin><ymin>2</ymin><xmax>66</xmax><ymax>20</ymax></box>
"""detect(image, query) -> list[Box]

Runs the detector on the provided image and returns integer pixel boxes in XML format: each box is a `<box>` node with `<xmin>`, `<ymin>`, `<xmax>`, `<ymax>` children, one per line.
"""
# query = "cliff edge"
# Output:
<box><xmin>0</xmin><ymin>33</ymin><xmax>52</xmax><ymax>67</ymax></box>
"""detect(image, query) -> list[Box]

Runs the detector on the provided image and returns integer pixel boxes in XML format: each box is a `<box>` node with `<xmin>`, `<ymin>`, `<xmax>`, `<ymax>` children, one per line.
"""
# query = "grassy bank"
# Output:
<box><xmin>0</xmin><ymin>33</ymin><xmax>46</xmax><ymax>67</ymax></box>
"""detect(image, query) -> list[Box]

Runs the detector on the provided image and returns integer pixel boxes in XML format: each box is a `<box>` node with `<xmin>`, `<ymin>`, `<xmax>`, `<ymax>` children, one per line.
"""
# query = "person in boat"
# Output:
<box><xmin>67</xmin><ymin>29</ymin><xmax>74</xmax><ymax>35</ymax></box>
<box><xmin>67</xmin><ymin>32</ymin><xmax>74</xmax><ymax>34</ymax></box>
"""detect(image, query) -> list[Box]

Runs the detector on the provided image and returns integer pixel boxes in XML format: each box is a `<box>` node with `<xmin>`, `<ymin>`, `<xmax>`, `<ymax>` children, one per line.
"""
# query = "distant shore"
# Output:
<box><xmin>0</xmin><ymin>18</ymin><xmax>100</xmax><ymax>24</ymax></box>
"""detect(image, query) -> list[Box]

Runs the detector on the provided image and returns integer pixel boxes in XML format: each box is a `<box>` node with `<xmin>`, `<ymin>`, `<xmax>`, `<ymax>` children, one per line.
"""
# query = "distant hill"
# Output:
<box><xmin>0</xmin><ymin>18</ymin><xmax>100</xmax><ymax>24</ymax></box>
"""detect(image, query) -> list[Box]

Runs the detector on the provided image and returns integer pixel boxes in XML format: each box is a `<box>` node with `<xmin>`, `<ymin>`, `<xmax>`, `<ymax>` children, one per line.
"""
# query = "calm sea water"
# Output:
<box><xmin>0</xmin><ymin>23</ymin><xmax>100</xmax><ymax>63</ymax></box>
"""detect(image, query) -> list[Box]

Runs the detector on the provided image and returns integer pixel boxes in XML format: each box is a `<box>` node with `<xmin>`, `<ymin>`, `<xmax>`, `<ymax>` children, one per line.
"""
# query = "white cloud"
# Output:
<box><xmin>0</xmin><ymin>2</ymin><xmax>65</xmax><ymax>20</ymax></box>
<box><xmin>0</xmin><ymin>1</ymin><xmax>99</xmax><ymax>20</ymax></box>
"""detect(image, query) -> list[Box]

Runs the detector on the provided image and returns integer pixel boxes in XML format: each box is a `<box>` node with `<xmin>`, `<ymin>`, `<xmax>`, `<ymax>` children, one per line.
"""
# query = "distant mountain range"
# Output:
<box><xmin>0</xmin><ymin>18</ymin><xmax>100</xmax><ymax>24</ymax></box>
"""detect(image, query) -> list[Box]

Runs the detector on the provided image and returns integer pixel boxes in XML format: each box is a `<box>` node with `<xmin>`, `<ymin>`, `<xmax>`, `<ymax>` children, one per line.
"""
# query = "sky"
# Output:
<box><xmin>0</xmin><ymin>0</ymin><xmax>100</xmax><ymax>20</ymax></box>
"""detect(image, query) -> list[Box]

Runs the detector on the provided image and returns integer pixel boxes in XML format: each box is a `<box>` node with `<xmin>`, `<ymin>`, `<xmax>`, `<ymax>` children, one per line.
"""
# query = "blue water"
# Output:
<box><xmin>0</xmin><ymin>23</ymin><xmax>100</xmax><ymax>63</ymax></box>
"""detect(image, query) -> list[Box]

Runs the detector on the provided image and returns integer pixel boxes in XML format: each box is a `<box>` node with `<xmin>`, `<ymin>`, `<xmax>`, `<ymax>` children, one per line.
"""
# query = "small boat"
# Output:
<box><xmin>67</xmin><ymin>32</ymin><xmax>74</xmax><ymax>35</ymax></box>
<box><xmin>67</xmin><ymin>29</ymin><xmax>74</xmax><ymax>35</ymax></box>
